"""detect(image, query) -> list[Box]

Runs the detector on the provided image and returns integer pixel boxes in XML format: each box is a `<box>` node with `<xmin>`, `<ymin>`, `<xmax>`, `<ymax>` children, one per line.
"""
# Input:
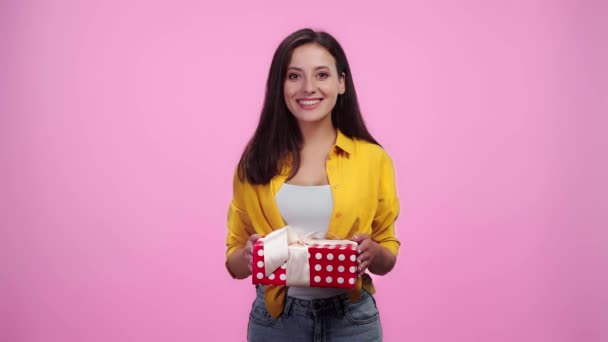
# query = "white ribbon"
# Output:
<box><xmin>262</xmin><ymin>226</ymin><xmax>358</xmax><ymax>286</ymax></box>
<box><xmin>285</xmin><ymin>244</ymin><xmax>310</xmax><ymax>287</ymax></box>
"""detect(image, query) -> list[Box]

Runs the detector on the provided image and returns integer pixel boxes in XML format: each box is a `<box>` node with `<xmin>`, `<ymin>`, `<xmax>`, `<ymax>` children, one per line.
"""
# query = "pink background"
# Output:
<box><xmin>2</xmin><ymin>0</ymin><xmax>607</xmax><ymax>341</ymax></box>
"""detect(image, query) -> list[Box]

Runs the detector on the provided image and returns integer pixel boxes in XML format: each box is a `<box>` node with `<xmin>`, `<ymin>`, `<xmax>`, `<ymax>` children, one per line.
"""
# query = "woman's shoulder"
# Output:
<box><xmin>351</xmin><ymin>138</ymin><xmax>393</xmax><ymax>162</ymax></box>
<box><xmin>232</xmin><ymin>164</ymin><xmax>276</xmax><ymax>195</ymax></box>
<box><xmin>232</xmin><ymin>165</ymin><xmax>256</xmax><ymax>192</ymax></box>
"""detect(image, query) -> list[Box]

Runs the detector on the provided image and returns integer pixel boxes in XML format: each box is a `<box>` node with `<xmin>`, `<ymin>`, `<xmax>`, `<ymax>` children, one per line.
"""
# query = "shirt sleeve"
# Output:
<box><xmin>225</xmin><ymin>169</ymin><xmax>254</xmax><ymax>268</ymax></box>
<box><xmin>371</xmin><ymin>151</ymin><xmax>401</xmax><ymax>256</ymax></box>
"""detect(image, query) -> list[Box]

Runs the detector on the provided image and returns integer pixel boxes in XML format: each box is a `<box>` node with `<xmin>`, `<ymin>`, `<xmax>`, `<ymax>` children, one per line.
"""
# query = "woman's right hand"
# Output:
<box><xmin>227</xmin><ymin>234</ymin><xmax>261</xmax><ymax>279</ymax></box>
<box><xmin>243</xmin><ymin>233</ymin><xmax>261</xmax><ymax>273</ymax></box>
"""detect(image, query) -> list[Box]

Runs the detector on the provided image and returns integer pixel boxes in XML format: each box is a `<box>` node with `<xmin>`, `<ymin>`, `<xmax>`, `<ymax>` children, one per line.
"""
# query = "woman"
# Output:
<box><xmin>225</xmin><ymin>28</ymin><xmax>400</xmax><ymax>341</ymax></box>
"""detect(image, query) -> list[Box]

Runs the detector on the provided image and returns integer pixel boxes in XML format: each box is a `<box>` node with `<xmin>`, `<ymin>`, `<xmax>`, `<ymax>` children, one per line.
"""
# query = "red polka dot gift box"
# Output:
<box><xmin>251</xmin><ymin>226</ymin><xmax>359</xmax><ymax>289</ymax></box>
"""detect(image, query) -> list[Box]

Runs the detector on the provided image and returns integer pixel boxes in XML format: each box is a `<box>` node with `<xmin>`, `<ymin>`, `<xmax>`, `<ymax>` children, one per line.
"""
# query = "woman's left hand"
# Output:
<box><xmin>351</xmin><ymin>234</ymin><xmax>382</xmax><ymax>277</ymax></box>
<box><xmin>351</xmin><ymin>234</ymin><xmax>397</xmax><ymax>276</ymax></box>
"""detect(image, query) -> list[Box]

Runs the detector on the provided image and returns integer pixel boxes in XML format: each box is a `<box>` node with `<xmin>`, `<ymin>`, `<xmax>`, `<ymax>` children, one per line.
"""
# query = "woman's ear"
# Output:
<box><xmin>339</xmin><ymin>72</ymin><xmax>346</xmax><ymax>95</ymax></box>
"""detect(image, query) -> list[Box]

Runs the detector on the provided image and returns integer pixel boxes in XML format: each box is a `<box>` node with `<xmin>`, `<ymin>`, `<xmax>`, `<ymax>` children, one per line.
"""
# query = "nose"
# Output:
<box><xmin>303</xmin><ymin>76</ymin><xmax>316</xmax><ymax>94</ymax></box>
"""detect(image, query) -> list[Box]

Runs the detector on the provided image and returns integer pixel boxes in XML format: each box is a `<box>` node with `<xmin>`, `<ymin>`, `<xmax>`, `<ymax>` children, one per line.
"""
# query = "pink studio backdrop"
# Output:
<box><xmin>2</xmin><ymin>0</ymin><xmax>606</xmax><ymax>341</ymax></box>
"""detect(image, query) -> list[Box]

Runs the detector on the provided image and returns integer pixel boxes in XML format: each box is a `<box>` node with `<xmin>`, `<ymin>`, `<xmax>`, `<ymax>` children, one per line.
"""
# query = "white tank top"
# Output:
<box><xmin>275</xmin><ymin>183</ymin><xmax>348</xmax><ymax>299</ymax></box>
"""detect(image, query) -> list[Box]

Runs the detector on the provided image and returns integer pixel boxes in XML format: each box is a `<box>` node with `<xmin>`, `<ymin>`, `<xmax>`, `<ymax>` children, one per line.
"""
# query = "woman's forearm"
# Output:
<box><xmin>227</xmin><ymin>247</ymin><xmax>251</xmax><ymax>279</ymax></box>
<box><xmin>368</xmin><ymin>245</ymin><xmax>397</xmax><ymax>275</ymax></box>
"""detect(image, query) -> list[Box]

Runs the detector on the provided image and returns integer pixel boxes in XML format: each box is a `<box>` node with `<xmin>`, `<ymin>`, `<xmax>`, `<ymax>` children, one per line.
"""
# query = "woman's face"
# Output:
<box><xmin>283</xmin><ymin>43</ymin><xmax>345</xmax><ymax>125</ymax></box>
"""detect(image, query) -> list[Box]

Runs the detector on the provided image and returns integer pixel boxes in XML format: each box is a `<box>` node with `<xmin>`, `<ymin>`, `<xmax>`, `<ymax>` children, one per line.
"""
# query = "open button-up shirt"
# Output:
<box><xmin>226</xmin><ymin>130</ymin><xmax>400</xmax><ymax>318</ymax></box>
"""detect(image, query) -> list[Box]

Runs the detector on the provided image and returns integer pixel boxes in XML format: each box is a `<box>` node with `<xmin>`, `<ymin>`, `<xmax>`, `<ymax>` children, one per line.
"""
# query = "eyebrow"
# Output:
<box><xmin>287</xmin><ymin>66</ymin><xmax>331</xmax><ymax>71</ymax></box>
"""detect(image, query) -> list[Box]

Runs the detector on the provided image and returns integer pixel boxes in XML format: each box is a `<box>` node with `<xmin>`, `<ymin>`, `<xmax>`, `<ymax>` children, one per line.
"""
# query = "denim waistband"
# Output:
<box><xmin>255</xmin><ymin>285</ymin><xmax>369</xmax><ymax>317</ymax></box>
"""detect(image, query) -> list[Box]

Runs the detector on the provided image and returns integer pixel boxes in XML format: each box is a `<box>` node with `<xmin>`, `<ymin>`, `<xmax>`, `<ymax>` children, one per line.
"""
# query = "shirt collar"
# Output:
<box><xmin>334</xmin><ymin>129</ymin><xmax>354</xmax><ymax>155</ymax></box>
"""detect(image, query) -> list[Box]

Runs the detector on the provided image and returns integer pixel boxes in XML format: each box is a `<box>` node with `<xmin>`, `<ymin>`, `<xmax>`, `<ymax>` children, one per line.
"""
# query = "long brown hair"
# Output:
<box><xmin>238</xmin><ymin>28</ymin><xmax>379</xmax><ymax>184</ymax></box>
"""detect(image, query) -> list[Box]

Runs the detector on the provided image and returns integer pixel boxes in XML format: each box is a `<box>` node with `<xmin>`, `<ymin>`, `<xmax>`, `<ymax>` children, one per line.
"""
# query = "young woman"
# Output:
<box><xmin>225</xmin><ymin>28</ymin><xmax>400</xmax><ymax>341</ymax></box>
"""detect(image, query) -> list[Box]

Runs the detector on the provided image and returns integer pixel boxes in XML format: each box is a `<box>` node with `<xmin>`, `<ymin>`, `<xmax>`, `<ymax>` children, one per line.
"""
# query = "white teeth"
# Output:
<box><xmin>298</xmin><ymin>99</ymin><xmax>321</xmax><ymax>106</ymax></box>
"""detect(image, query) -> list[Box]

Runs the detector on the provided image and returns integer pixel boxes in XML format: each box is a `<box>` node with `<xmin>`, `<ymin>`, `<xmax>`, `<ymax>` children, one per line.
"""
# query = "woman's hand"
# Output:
<box><xmin>351</xmin><ymin>234</ymin><xmax>397</xmax><ymax>277</ymax></box>
<box><xmin>243</xmin><ymin>234</ymin><xmax>261</xmax><ymax>272</ymax></box>
<box><xmin>227</xmin><ymin>234</ymin><xmax>261</xmax><ymax>279</ymax></box>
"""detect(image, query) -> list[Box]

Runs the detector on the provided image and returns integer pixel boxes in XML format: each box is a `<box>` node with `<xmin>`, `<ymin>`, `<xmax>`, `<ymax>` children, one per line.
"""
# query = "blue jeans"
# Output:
<box><xmin>247</xmin><ymin>285</ymin><xmax>383</xmax><ymax>341</ymax></box>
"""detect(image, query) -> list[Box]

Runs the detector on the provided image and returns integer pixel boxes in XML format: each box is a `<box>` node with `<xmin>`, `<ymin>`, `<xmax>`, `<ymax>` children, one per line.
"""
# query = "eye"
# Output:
<box><xmin>287</xmin><ymin>73</ymin><xmax>301</xmax><ymax>80</ymax></box>
<box><xmin>317</xmin><ymin>72</ymin><xmax>329</xmax><ymax>79</ymax></box>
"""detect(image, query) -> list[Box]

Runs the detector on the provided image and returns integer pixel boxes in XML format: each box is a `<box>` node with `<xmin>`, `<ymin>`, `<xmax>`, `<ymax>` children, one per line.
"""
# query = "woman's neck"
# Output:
<box><xmin>298</xmin><ymin>118</ymin><xmax>337</xmax><ymax>155</ymax></box>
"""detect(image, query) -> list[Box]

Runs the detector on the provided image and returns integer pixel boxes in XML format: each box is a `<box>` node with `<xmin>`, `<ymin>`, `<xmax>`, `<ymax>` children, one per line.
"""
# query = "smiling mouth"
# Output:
<box><xmin>297</xmin><ymin>99</ymin><xmax>323</xmax><ymax>107</ymax></box>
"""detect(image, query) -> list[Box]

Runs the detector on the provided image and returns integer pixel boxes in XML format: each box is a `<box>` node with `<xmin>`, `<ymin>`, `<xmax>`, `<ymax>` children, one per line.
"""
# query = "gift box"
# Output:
<box><xmin>251</xmin><ymin>226</ymin><xmax>359</xmax><ymax>289</ymax></box>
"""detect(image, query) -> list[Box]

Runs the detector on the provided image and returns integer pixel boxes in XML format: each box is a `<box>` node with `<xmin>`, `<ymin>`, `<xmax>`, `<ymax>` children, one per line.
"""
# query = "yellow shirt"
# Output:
<box><xmin>226</xmin><ymin>130</ymin><xmax>400</xmax><ymax>318</ymax></box>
